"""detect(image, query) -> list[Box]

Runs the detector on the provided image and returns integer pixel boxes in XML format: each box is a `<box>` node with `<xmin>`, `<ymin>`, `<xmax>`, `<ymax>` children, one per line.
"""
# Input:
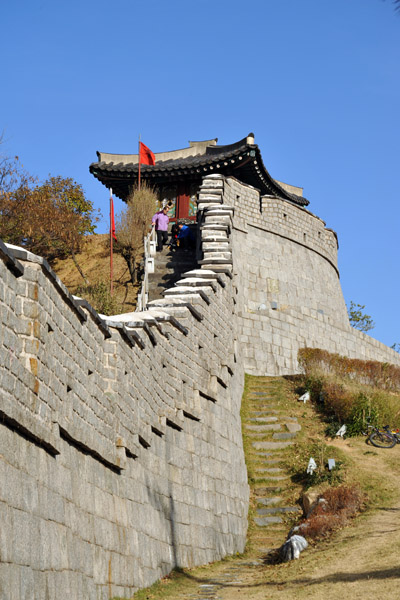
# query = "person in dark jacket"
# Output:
<box><xmin>177</xmin><ymin>223</ymin><xmax>195</xmax><ymax>250</ymax></box>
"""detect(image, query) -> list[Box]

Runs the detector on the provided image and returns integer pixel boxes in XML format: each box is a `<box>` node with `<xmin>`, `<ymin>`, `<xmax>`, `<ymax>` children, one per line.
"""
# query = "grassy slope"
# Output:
<box><xmin>52</xmin><ymin>234</ymin><xmax>139</xmax><ymax>314</ymax></box>
<box><xmin>129</xmin><ymin>376</ymin><xmax>400</xmax><ymax>600</ymax></box>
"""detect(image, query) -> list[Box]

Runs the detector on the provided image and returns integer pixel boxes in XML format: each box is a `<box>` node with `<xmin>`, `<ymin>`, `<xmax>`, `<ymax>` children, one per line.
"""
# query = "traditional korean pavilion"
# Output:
<box><xmin>89</xmin><ymin>133</ymin><xmax>308</xmax><ymax>222</ymax></box>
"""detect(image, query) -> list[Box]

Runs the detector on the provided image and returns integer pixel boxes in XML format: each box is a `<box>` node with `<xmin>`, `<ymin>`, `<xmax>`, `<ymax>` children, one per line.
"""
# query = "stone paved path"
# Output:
<box><xmin>173</xmin><ymin>376</ymin><xmax>303</xmax><ymax>600</ymax></box>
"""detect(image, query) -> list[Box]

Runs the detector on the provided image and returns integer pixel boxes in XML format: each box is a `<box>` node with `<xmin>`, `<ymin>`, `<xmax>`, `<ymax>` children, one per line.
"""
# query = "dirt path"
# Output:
<box><xmin>274</xmin><ymin>439</ymin><xmax>400</xmax><ymax>599</ymax></box>
<box><xmin>212</xmin><ymin>438</ymin><xmax>400</xmax><ymax>600</ymax></box>
<box><xmin>134</xmin><ymin>377</ymin><xmax>400</xmax><ymax>600</ymax></box>
<box><xmin>204</xmin><ymin>424</ymin><xmax>400</xmax><ymax>599</ymax></box>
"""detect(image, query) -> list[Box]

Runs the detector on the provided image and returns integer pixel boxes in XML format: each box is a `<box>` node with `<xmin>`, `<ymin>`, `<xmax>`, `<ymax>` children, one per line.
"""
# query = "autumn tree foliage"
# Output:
<box><xmin>0</xmin><ymin>154</ymin><xmax>99</xmax><ymax>280</ymax></box>
<box><xmin>115</xmin><ymin>183</ymin><xmax>157</xmax><ymax>285</ymax></box>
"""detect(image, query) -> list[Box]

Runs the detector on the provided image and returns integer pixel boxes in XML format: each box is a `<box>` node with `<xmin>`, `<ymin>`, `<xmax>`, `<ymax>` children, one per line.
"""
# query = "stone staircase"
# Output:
<box><xmin>245</xmin><ymin>378</ymin><xmax>302</xmax><ymax>557</ymax></box>
<box><xmin>147</xmin><ymin>244</ymin><xmax>198</xmax><ymax>302</ymax></box>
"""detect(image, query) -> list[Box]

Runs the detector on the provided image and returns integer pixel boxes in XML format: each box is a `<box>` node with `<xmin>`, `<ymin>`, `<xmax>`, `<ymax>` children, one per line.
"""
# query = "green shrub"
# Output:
<box><xmin>287</xmin><ymin>440</ymin><xmax>345</xmax><ymax>489</ymax></box>
<box><xmin>298</xmin><ymin>348</ymin><xmax>400</xmax><ymax>435</ymax></box>
<box><xmin>76</xmin><ymin>280</ymin><xmax>119</xmax><ymax>316</ymax></box>
<box><xmin>346</xmin><ymin>393</ymin><xmax>379</xmax><ymax>435</ymax></box>
<box><xmin>304</xmin><ymin>374</ymin><xmax>324</xmax><ymax>401</ymax></box>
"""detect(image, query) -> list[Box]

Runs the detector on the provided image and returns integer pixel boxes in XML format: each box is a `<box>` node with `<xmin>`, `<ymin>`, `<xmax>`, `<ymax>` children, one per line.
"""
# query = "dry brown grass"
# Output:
<box><xmin>52</xmin><ymin>233</ymin><xmax>139</xmax><ymax>314</ymax></box>
<box><xmin>130</xmin><ymin>377</ymin><xmax>400</xmax><ymax>600</ymax></box>
<box><xmin>298</xmin><ymin>347</ymin><xmax>400</xmax><ymax>391</ymax></box>
<box><xmin>298</xmin><ymin>348</ymin><xmax>400</xmax><ymax>435</ymax></box>
<box><xmin>299</xmin><ymin>485</ymin><xmax>364</xmax><ymax>540</ymax></box>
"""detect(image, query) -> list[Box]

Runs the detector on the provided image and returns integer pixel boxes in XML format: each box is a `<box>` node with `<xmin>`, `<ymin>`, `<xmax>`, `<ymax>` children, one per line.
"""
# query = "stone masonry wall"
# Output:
<box><xmin>221</xmin><ymin>176</ymin><xmax>400</xmax><ymax>374</ymax></box>
<box><xmin>2</xmin><ymin>170</ymin><xmax>399</xmax><ymax>600</ymax></box>
<box><xmin>0</xmin><ymin>197</ymin><xmax>248</xmax><ymax>600</ymax></box>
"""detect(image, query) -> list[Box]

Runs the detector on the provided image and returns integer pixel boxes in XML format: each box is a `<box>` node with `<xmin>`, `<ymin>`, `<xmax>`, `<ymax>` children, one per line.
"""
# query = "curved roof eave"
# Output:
<box><xmin>89</xmin><ymin>136</ymin><xmax>309</xmax><ymax>206</ymax></box>
<box><xmin>250</xmin><ymin>145</ymin><xmax>309</xmax><ymax>206</ymax></box>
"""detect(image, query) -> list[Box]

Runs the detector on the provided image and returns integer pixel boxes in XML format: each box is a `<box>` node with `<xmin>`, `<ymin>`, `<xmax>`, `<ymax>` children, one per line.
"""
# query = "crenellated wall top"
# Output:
<box><xmin>220</xmin><ymin>176</ymin><xmax>340</xmax><ymax>274</ymax></box>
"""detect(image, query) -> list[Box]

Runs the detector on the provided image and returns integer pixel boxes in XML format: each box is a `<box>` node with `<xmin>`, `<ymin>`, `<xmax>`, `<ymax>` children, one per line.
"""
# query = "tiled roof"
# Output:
<box><xmin>89</xmin><ymin>135</ymin><xmax>309</xmax><ymax>206</ymax></box>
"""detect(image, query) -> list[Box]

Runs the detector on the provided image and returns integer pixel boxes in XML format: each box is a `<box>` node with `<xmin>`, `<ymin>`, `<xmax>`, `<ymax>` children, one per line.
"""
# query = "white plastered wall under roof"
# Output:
<box><xmin>97</xmin><ymin>138</ymin><xmax>219</xmax><ymax>165</ymax></box>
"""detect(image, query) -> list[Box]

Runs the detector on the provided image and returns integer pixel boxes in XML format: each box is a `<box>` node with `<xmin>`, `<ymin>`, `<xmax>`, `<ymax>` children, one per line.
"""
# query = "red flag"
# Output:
<box><xmin>139</xmin><ymin>142</ymin><xmax>155</xmax><ymax>166</ymax></box>
<box><xmin>110</xmin><ymin>195</ymin><xmax>117</xmax><ymax>241</ymax></box>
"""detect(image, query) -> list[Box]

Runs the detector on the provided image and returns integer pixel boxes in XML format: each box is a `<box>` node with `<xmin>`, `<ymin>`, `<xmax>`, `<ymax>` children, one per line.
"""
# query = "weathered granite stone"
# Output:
<box><xmin>273</xmin><ymin>432</ymin><xmax>297</xmax><ymax>440</ymax></box>
<box><xmin>285</xmin><ymin>422</ymin><xmax>302</xmax><ymax>433</ymax></box>
<box><xmin>0</xmin><ymin>215</ymin><xmax>249</xmax><ymax>596</ymax></box>
<box><xmin>256</xmin><ymin>496</ymin><xmax>282</xmax><ymax>506</ymax></box>
<box><xmin>1</xmin><ymin>170</ymin><xmax>399</xmax><ymax>598</ymax></box>
<box><xmin>252</xmin><ymin>441</ymin><xmax>294</xmax><ymax>450</ymax></box>
<box><xmin>254</xmin><ymin>516</ymin><xmax>283</xmax><ymax>526</ymax></box>
<box><xmin>254</xmin><ymin>467</ymin><xmax>284</xmax><ymax>474</ymax></box>
<box><xmin>245</xmin><ymin>424</ymin><xmax>281</xmax><ymax>431</ymax></box>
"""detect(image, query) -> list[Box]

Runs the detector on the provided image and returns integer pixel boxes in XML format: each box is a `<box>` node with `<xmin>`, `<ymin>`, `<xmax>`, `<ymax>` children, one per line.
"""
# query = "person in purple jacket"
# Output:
<box><xmin>151</xmin><ymin>206</ymin><xmax>170</xmax><ymax>251</ymax></box>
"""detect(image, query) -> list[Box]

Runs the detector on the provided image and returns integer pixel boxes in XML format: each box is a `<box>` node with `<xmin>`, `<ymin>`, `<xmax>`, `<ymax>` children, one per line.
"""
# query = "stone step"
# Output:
<box><xmin>272</xmin><ymin>432</ymin><xmax>297</xmax><ymax>440</ymax></box>
<box><xmin>248</xmin><ymin>398</ymin><xmax>275</xmax><ymax>403</ymax></box>
<box><xmin>252</xmin><ymin>441</ymin><xmax>294</xmax><ymax>450</ymax></box>
<box><xmin>255</xmin><ymin>486</ymin><xmax>284</xmax><ymax>495</ymax></box>
<box><xmin>147</xmin><ymin>245</ymin><xmax>198</xmax><ymax>302</ymax></box>
<box><xmin>249</xmin><ymin>410</ymin><xmax>281</xmax><ymax>415</ymax></box>
<box><xmin>253</xmin><ymin>451</ymin><xmax>277</xmax><ymax>458</ymax></box>
<box><xmin>254</xmin><ymin>467</ymin><xmax>284</xmax><ymax>474</ymax></box>
<box><xmin>254</xmin><ymin>475</ymin><xmax>290</xmax><ymax>482</ymax></box>
<box><xmin>286</xmin><ymin>422</ymin><xmax>302</xmax><ymax>433</ymax></box>
<box><xmin>254</xmin><ymin>516</ymin><xmax>283</xmax><ymax>526</ymax></box>
<box><xmin>256</xmin><ymin>496</ymin><xmax>283</xmax><ymax>506</ymax></box>
<box><xmin>247</xmin><ymin>434</ymin><xmax>282</xmax><ymax>440</ymax></box>
<box><xmin>249</xmin><ymin>417</ymin><xmax>279</xmax><ymax>423</ymax></box>
<box><xmin>245</xmin><ymin>424</ymin><xmax>281</xmax><ymax>432</ymax></box>
<box><xmin>256</xmin><ymin>506</ymin><xmax>301</xmax><ymax>515</ymax></box>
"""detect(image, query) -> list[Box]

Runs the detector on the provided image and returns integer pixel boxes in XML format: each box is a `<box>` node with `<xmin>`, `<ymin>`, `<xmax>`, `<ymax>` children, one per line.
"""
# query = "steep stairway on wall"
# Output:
<box><xmin>148</xmin><ymin>244</ymin><xmax>197</xmax><ymax>301</ymax></box>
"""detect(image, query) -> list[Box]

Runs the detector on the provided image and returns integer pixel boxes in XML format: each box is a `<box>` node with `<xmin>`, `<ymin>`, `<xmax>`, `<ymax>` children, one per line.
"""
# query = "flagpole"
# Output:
<box><xmin>110</xmin><ymin>188</ymin><xmax>114</xmax><ymax>296</ymax></box>
<box><xmin>138</xmin><ymin>133</ymin><xmax>141</xmax><ymax>190</ymax></box>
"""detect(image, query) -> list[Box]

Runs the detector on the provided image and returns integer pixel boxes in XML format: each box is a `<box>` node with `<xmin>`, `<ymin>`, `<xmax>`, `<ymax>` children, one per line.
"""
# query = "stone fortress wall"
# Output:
<box><xmin>0</xmin><ymin>177</ymin><xmax>249</xmax><ymax>600</ymax></box>
<box><xmin>1</xmin><ymin>172</ymin><xmax>400</xmax><ymax>599</ymax></box>
<box><xmin>217</xmin><ymin>176</ymin><xmax>400</xmax><ymax>374</ymax></box>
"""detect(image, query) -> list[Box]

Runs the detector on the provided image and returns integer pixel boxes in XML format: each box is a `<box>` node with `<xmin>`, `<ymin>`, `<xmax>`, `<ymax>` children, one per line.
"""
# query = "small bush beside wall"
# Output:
<box><xmin>299</xmin><ymin>485</ymin><xmax>364</xmax><ymax>540</ymax></box>
<box><xmin>298</xmin><ymin>348</ymin><xmax>400</xmax><ymax>435</ymax></box>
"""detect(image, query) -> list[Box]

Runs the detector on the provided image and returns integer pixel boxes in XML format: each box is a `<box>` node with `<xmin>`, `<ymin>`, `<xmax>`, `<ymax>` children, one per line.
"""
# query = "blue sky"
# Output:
<box><xmin>1</xmin><ymin>0</ymin><xmax>399</xmax><ymax>348</ymax></box>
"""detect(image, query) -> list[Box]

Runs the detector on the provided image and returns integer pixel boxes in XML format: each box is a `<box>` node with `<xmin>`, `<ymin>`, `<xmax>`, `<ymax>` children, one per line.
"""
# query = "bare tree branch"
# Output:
<box><xmin>115</xmin><ymin>183</ymin><xmax>157</xmax><ymax>286</ymax></box>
